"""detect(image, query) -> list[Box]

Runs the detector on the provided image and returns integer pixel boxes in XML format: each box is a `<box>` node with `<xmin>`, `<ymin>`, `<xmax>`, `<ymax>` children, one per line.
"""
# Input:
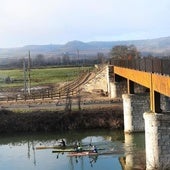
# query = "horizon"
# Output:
<box><xmin>1</xmin><ymin>0</ymin><xmax>170</xmax><ymax>48</ymax></box>
<box><xmin>1</xmin><ymin>35</ymin><xmax>170</xmax><ymax>49</ymax></box>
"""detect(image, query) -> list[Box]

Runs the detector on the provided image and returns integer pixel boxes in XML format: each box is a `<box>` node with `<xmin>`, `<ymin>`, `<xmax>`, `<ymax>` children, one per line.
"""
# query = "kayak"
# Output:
<box><xmin>36</xmin><ymin>145</ymin><xmax>73</xmax><ymax>150</ymax></box>
<box><xmin>52</xmin><ymin>148</ymin><xmax>75</xmax><ymax>153</ymax></box>
<box><xmin>67</xmin><ymin>150</ymin><xmax>123</xmax><ymax>157</ymax></box>
<box><xmin>52</xmin><ymin>148</ymin><xmax>105</xmax><ymax>153</ymax></box>
<box><xmin>68</xmin><ymin>151</ymin><xmax>98</xmax><ymax>156</ymax></box>
<box><xmin>36</xmin><ymin>144</ymin><xmax>89</xmax><ymax>150</ymax></box>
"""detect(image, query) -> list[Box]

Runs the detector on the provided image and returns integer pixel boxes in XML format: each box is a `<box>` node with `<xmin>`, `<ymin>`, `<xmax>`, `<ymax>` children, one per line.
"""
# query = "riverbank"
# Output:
<box><xmin>0</xmin><ymin>105</ymin><xmax>123</xmax><ymax>133</ymax></box>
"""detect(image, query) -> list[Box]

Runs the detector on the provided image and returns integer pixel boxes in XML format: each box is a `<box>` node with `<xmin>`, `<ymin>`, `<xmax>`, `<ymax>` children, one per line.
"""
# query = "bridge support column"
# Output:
<box><xmin>122</xmin><ymin>94</ymin><xmax>150</xmax><ymax>133</ymax></box>
<box><xmin>110</xmin><ymin>82</ymin><xmax>117</xmax><ymax>98</ymax></box>
<box><xmin>144</xmin><ymin>112</ymin><xmax>170</xmax><ymax>170</ymax></box>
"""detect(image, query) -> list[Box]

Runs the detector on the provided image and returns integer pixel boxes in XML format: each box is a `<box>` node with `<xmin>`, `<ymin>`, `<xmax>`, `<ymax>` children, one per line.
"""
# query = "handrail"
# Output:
<box><xmin>110</xmin><ymin>57</ymin><xmax>170</xmax><ymax>75</ymax></box>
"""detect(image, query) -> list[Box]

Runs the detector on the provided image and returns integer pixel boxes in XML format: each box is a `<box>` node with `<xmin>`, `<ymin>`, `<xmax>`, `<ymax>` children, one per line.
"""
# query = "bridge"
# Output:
<box><xmin>109</xmin><ymin>58</ymin><xmax>170</xmax><ymax>170</ymax></box>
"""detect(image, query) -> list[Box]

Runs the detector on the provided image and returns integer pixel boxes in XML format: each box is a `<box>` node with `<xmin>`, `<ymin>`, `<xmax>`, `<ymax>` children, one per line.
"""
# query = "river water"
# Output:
<box><xmin>0</xmin><ymin>130</ymin><xmax>145</xmax><ymax>170</ymax></box>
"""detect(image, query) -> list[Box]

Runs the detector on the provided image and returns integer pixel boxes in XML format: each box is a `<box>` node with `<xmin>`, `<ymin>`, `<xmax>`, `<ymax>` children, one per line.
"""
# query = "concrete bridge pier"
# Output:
<box><xmin>109</xmin><ymin>82</ymin><xmax>117</xmax><ymax>98</ymax></box>
<box><xmin>144</xmin><ymin>112</ymin><xmax>170</xmax><ymax>170</ymax></box>
<box><xmin>122</xmin><ymin>93</ymin><xmax>150</xmax><ymax>133</ymax></box>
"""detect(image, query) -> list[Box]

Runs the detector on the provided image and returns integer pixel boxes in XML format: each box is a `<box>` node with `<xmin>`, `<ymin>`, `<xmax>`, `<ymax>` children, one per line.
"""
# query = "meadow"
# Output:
<box><xmin>0</xmin><ymin>66</ymin><xmax>91</xmax><ymax>89</ymax></box>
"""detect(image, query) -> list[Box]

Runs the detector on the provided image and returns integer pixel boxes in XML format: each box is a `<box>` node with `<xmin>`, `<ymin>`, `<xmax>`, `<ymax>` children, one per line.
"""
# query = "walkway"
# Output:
<box><xmin>110</xmin><ymin>58</ymin><xmax>170</xmax><ymax>112</ymax></box>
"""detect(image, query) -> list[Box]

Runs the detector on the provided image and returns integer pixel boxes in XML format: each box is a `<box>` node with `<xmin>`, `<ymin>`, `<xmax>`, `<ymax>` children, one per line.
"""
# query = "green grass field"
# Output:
<box><xmin>0</xmin><ymin>66</ymin><xmax>91</xmax><ymax>89</ymax></box>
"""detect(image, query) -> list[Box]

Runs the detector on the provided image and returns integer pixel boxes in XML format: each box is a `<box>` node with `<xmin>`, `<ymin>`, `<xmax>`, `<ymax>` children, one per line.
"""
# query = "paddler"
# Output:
<box><xmin>59</xmin><ymin>139</ymin><xmax>66</xmax><ymax>147</ymax></box>
<box><xmin>92</xmin><ymin>145</ymin><xmax>98</xmax><ymax>153</ymax></box>
<box><xmin>74</xmin><ymin>142</ymin><xmax>82</xmax><ymax>152</ymax></box>
<box><xmin>89</xmin><ymin>144</ymin><xmax>98</xmax><ymax>153</ymax></box>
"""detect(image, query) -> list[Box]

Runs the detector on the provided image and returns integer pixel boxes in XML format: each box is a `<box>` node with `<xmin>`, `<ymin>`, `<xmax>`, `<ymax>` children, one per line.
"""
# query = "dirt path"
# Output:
<box><xmin>0</xmin><ymin>92</ymin><xmax>123</xmax><ymax>112</ymax></box>
<box><xmin>1</xmin><ymin>98</ymin><xmax>122</xmax><ymax>112</ymax></box>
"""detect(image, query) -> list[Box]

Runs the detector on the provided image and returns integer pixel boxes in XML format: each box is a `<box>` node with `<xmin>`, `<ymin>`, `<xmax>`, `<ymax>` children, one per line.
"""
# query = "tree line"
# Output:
<box><xmin>0</xmin><ymin>52</ymin><xmax>108</xmax><ymax>69</ymax></box>
<box><xmin>0</xmin><ymin>44</ymin><xmax>143</xmax><ymax>69</ymax></box>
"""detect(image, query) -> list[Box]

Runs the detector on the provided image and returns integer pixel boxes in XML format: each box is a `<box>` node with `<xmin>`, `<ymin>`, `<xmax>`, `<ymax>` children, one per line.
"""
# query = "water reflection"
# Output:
<box><xmin>120</xmin><ymin>133</ymin><xmax>146</xmax><ymax>170</ymax></box>
<box><xmin>0</xmin><ymin>130</ymin><xmax>146</xmax><ymax>170</ymax></box>
<box><xmin>68</xmin><ymin>154</ymin><xmax>99</xmax><ymax>169</ymax></box>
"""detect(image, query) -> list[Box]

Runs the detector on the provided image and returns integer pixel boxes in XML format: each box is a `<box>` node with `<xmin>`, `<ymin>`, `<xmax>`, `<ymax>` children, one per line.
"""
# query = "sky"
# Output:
<box><xmin>0</xmin><ymin>0</ymin><xmax>170</xmax><ymax>48</ymax></box>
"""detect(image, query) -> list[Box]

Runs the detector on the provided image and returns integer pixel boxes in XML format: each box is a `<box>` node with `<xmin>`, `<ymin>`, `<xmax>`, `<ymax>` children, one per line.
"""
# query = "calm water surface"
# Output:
<box><xmin>0</xmin><ymin>130</ymin><xmax>145</xmax><ymax>170</ymax></box>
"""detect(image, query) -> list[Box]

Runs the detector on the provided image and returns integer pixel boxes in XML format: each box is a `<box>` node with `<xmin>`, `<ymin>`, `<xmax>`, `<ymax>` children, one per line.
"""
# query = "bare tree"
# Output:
<box><xmin>62</xmin><ymin>53</ymin><xmax>70</xmax><ymax>65</ymax></box>
<box><xmin>97</xmin><ymin>52</ymin><xmax>105</xmax><ymax>64</ymax></box>
<box><xmin>110</xmin><ymin>45</ymin><xmax>140</xmax><ymax>60</ymax></box>
<box><xmin>33</xmin><ymin>54</ymin><xmax>45</xmax><ymax>66</ymax></box>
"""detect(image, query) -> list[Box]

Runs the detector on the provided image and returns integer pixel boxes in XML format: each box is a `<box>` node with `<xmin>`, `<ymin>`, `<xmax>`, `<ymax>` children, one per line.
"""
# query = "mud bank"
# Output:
<box><xmin>0</xmin><ymin>108</ymin><xmax>123</xmax><ymax>133</ymax></box>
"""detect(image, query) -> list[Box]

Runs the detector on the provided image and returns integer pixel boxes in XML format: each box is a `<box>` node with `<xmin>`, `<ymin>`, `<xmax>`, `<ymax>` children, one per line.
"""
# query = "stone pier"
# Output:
<box><xmin>109</xmin><ymin>82</ymin><xmax>117</xmax><ymax>98</ymax></box>
<box><xmin>122</xmin><ymin>94</ymin><xmax>150</xmax><ymax>133</ymax></box>
<box><xmin>144</xmin><ymin>112</ymin><xmax>170</xmax><ymax>170</ymax></box>
<box><xmin>110</xmin><ymin>64</ymin><xmax>170</xmax><ymax>170</ymax></box>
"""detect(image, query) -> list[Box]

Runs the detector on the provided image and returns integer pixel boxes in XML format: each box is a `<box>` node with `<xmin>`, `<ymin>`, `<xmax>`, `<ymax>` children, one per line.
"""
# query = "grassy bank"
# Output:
<box><xmin>0</xmin><ymin>108</ymin><xmax>123</xmax><ymax>133</ymax></box>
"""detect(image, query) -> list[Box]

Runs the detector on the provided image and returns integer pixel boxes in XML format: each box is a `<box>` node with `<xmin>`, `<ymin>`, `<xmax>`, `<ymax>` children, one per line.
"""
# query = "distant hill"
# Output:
<box><xmin>1</xmin><ymin>37</ymin><xmax>170</xmax><ymax>58</ymax></box>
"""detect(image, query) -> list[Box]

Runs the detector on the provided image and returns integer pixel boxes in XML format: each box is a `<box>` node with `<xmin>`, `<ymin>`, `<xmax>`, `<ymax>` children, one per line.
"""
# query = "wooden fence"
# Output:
<box><xmin>0</xmin><ymin>64</ymin><xmax>107</xmax><ymax>102</ymax></box>
<box><xmin>0</xmin><ymin>69</ymin><xmax>91</xmax><ymax>102</ymax></box>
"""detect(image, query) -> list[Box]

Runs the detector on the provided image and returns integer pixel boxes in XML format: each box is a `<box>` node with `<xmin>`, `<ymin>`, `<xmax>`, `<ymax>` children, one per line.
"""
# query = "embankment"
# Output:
<box><xmin>0</xmin><ymin>107</ymin><xmax>123</xmax><ymax>133</ymax></box>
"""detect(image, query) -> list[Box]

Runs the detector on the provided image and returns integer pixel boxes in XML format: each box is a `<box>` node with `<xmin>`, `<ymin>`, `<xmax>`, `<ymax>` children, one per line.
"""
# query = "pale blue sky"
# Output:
<box><xmin>0</xmin><ymin>0</ymin><xmax>170</xmax><ymax>48</ymax></box>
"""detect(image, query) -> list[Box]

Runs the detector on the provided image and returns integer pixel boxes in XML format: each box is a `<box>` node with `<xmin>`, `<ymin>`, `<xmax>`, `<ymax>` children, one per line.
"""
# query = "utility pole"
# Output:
<box><xmin>23</xmin><ymin>58</ymin><xmax>27</xmax><ymax>95</ymax></box>
<box><xmin>77</xmin><ymin>49</ymin><xmax>79</xmax><ymax>67</ymax></box>
<box><xmin>23</xmin><ymin>51</ymin><xmax>31</xmax><ymax>95</ymax></box>
<box><xmin>28</xmin><ymin>51</ymin><xmax>31</xmax><ymax>95</ymax></box>
<box><xmin>77</xmin><ymin>49</ymin><xmax>81</xmax><ymax>110</ymax></box>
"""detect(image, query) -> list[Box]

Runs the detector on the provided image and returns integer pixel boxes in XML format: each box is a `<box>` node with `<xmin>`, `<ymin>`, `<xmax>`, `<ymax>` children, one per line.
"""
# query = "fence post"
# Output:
<box><xmin>50</xmin><ymin>90</ymin><xmax>53</xmax><ymax>99</ymax></box>
<box><xmin>15</xmin><ymin>95</ymin><xmax>17</xmax><ymax>102</ymax></box>
<box><xmin>41</xmin><ymin>91</ymin><xmax>44</xmax><ymax>100</ymax></box>
<box><xmin>144</xmin><ymin>58</ymin><xmax>146</xmax><ymax>72</ymax></box>
<box><xmin>33</xmin><ymin>94</ymin><xmax>35</xmax><ymax>101</ymax></box>
<box><xmin>151</xmin><ymin>58</ymin><xmax>153</xmax><ymax>73</ymax></box>
<box><xmin>160</xmin><ymin>59</ymin><xmax>163</xmax><ymax>75</ymax></box>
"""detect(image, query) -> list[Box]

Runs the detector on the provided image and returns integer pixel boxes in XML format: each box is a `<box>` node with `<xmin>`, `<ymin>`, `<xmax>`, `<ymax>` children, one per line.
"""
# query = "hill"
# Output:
<box><xmin>1</xmin><ymin>37</ymin><xmax>170</xmax><ymax>58</ymax></box>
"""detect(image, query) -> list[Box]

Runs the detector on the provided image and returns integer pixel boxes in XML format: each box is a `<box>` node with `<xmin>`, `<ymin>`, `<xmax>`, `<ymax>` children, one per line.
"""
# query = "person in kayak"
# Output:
<box><xmin>59</xmin><ymin>139</ymin><xmax>66</xmax><ymax>147</ymax></box>
<box><xmin>89</xmin><ymin>144</ymin><xmax>98</xmax><ymax>153</ymax></box>
<box><xmin>92</xmin><ymin>145</ymin><xmax>98</xmax><ymax>153</ymax></box>
<box><xmin>74</xmin><ymin>142</ymin><xmax>82</xmax><ymax>152</ymax></box>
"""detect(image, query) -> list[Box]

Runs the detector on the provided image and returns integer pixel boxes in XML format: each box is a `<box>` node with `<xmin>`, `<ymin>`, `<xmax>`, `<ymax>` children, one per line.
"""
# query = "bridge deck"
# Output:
<box><xmin>113</xmin><ymin>66</ymin><xmax>170</xmax><ymax>112</ymax></box>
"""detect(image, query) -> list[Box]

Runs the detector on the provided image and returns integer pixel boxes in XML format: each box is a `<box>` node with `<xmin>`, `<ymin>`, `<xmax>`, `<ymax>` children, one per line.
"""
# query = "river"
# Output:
<box><xmin>0</xmin><ymin>130</ymin><xmax>145</xmax><ymax>170</ymax></box>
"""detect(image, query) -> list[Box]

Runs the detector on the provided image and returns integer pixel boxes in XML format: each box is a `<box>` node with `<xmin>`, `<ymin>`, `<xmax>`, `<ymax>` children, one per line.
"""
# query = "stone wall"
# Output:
<box><xmin>82</xmin><ymin>65</ymin><xmax>109</xmax><ymax>94</ymax></box>
<box><xmin>116</xmin><ymin>81</ymin><xmax>127</xmax><ymax>98</ymax></box>
<box><xmin>112</xmin><ymin>80</ymin><xmax>147</xmax><ymax>99</ymax></box>
<box><xmin>161</xmin><ymin>95</ymin><xmax>170</xmax><ymax>111</ymax></box>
